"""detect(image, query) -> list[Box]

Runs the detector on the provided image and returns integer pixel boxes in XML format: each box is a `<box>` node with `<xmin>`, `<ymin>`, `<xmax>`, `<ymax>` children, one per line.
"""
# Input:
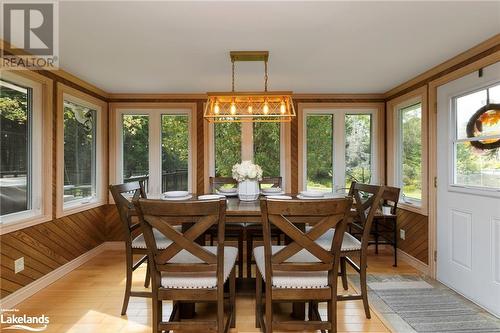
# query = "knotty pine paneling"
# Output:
<box><xmin>396</xmin><ymin>208</ymin><xmax>428</xmax><ymax>264</ymax></box>
<box><xmin>0</xmin><ymin>206</ymin><xmax>107</xmax><ymax>298</ymax></box>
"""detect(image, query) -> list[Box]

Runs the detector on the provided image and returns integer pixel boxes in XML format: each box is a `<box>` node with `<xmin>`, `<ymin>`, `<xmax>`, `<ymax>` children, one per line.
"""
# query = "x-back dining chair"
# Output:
<box><xmin>313</xmin><ymin>182</ymin><xmax>384</xmax><ymax>319</ymax></box>
<box><xmin>134</xmin><ymin>197</ymin><xmax>237</xmax><ymax>333</ymax></box>
<box><xmin>247</xmin><ymin>176</ymin><xmax>283</xmax><ymax>278</ymax></box>
<box><xmin>208</xmin><ymin>176</ymin><xmax>244</xmax><ymax>278</ymax></box>
<box><xmin>254</xmin><ymin>196</ymin><xmax>353</xmax><ymax>333</ymax></box>
<box><xmin>109</xmin><ymin>181</ymin><xmax>174</xmax><ymax>315</ymax></box>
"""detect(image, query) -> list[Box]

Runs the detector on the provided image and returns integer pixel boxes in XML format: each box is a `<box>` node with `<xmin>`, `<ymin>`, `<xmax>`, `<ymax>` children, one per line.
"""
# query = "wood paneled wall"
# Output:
<box><xmin>0</xmin><ymin>206</ymin><xmax>107</xmax><ymax>298</ymax></box>
<box><xmin>396</xmin><ymin>209</ymin><xmax>428</xmax><ymax>264</ymax></box>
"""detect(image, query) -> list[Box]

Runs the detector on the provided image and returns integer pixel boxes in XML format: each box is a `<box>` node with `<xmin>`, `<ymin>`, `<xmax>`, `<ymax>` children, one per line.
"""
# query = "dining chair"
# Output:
<box><xmin>312</xmin><ymin>182</ymin><xmax>384</xmax><ymax>319</ymax></box>
<box><xmin>208</xmin><ymin>176</ymin><xmax>244</xmax><ymax>278</ymax></box>
<box><xmin>246</xmin><ymin>176</ymin><xmax>283</xmax><ymax>278</ymax></box>
<box><xmin>254</xmin><ymin>196</ymin><xmax>353</xmax><ymax>333</ymax></box>
<box><xmin>109</xmin><ymin>182</ymin><xmax>173</xmax><ymax>315</ymax></box>
<box><xmin>134</xmin><ymin>197</ymin><xmax>237</xmax><ymax>333</ymax></box>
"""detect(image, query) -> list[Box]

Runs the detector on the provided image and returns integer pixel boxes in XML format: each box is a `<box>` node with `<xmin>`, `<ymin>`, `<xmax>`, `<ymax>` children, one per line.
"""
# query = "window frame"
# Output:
<box><xmin>207</xmin><ymin>121</ymin><xmax>289</xmax><ymax>191</ymax></box>
<box><xmin>56</xmin><ymin>83</ymin><xmax>108</xmax><ymax>218</ymax></box>
<box><xmin>448</xmin><ymin>81</ymin><xmax>500</xmax><ymax>197</ymax></box>
<box><xmin>110</xmin><ymin>103</ymin><xmax>197</xmax><ymax>198</ymax></box>
<box><xmin>0</xmin><ymin>71</ymin><xmax>53</xmax><ymax>234</ymax></box>
<box><xmin>387</xmin><ymin>87</ymin><xmax>428</xmax><ymax>215</ymax></box>
<box><xmin>299</xmin><ymin>106</ymin><xmax>380</xmax><ymax>193</ymax></box>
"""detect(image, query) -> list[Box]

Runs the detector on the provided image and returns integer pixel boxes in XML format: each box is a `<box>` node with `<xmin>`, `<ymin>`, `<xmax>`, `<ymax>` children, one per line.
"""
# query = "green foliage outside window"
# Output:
<box><xmin>254</xmin><ymin>122</ymin><xmax>280</xmax><ymax>177</ymax></box>
<box><xmin>401</xmin><ymin>104</ymin><xmax>422</xmax><ymax>200</ymax></box>
<box><xmin>214</xmin><ymin>122</ymin><xmax>241</xmax><ymax>177</ymax></box>
<box><xmin>345</xmin><ymin>114</ymin><xmax>372</xmax><ymax>188</ymax></box>
<box><xmin>306</xmin><ymin>115</ymin><xmax>333</xmax><ymax>191</ymax></box>
<box><xmin>122</xmin><ymin>115</ymin><xmax>149</xmax><ymax>179</ymax></box>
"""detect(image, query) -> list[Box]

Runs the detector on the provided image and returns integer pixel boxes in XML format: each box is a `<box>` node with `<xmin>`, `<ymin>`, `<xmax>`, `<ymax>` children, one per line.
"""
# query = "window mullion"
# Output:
<box><xmin>149</xmin><ymin>112</ymin><xmax>162</xmax><ymax>196</ymax></box>
<box><xmin>241</xmin><ymin>122</ymin><xmax>253</xmax><ymax>161</ymax></box>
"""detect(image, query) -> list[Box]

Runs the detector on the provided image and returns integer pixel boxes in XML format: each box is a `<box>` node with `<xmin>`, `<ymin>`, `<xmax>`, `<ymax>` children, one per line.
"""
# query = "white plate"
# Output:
<box><xmin>297</xmin><ymin>193</ymin><xmax>344</xmax><ymax>200</ymax></box>
<box><xmin>266</xmin><ymin>195</ymin><xmax>292</xmax><ymax>200</ymax></box>
<box><xmin>261</xmin><ymin>191</ymin><xmax>285</xmax><ymax>196</ymax></box>
<box><xmin>164</xmin><ymin>191</ymin><xmax>189</xmax><ymax>198</ymax></box>
<box><xmin>217</xmin><ymin>188</ymin><xmax>237</xmax><ymax>193</ymax></box>
<box><xmin>198</xmin><ymin>194</ymin><xmax>225</xmax><ymax>200</ymax></box>
<box><xmin>299</xmin><ymin>190</ymin><xmax>326</xmax><ymax>198</ymax></box>
<box><xmin>262</xmin><ymin>187</ymin><xmax>282</xmax><ymax>193</ymax></box>
<box><xmin>216</xmin><ymin>191</ymin><xmax>238</xmax><ymax>197</ymax></box>
<box><xmin>162</xmin><ymin>194</ymin><xmax>192</xmax><ymax>201</ymax></box>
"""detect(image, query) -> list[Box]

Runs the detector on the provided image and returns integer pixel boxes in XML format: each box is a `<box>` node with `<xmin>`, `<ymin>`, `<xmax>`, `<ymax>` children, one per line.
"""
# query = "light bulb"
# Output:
<box><xmin>248</xmin><ymin>105</ymin><xmax>253</xmax><ymax>114</ymax></box>
<box><xmin>230</xmin><ymin>102</ymin><xmax>236</xmax><ymax>115</ymax></box>
<box><xmin>214</xmin><ymin>102</ymin><xmax>220</xmax><ymax>115</ymax></box>
<box><xmin>280</xmin><ymin>101</ymin><xmax>286</xmax><ymax>114</ymax></box>
<box><xmin>263</xmin><ymin>102</ymin><xmax>269</xmax><ymax>115</ymax></box>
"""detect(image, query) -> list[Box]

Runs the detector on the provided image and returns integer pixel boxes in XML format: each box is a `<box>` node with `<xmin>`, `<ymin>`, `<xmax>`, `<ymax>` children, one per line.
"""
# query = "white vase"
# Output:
<box><xmin>238</xmin><ymin>179</ymin><xmax>260</xmax><ymax>201</ymax></box>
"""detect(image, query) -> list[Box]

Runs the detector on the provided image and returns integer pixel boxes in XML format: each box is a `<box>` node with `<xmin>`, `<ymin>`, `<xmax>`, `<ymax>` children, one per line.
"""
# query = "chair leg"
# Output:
<box><xmin>152</xmin><ymin>293</ymin><xmax>161</xmax><ymax>333</ymax></box>
<box><xmin>360</xmin><ymin>254</ymin><xmax>371</xmax><ymax>319</ymax></box>
<box><xmin>265</xmin><ymin>280</ymin><xmax>273</xmax><ymax>333</ymax></box>
<box><xmin>340</xmin><ymin>257</ymin><xmax>348</xmax><ymax>291</ymax></box>
<box><xmin>121</xmin><ymin>246</ymin><xmax>133</xmax><ymax>315</ymax></box>
<box><xmin>238</xmin><ymin>230</ymin><xmax>244</xmax><ymax>279</ymax></box>
<box><xmin>256</xmin><ymin>270</ymin><xmax>262</xmax><ymax>328</ymax></box>
<box><xmin>230</xmin><ymin>269</ymin><xmax>236</xmax><ymax>328</ymax></box>
<box><xmin>144</xmin><ymin>259</ymin><xmax>150</xmax><ymax>288</ymax></box>
<box><xmin>246</xmin><ymin>232</ymin><xmax>253</xmax><ymax>278</ymax></box>
<box><xmin>393</xmin><ymin>219</ymin><xmax>398</xmax><ymax>267</ymax></box>
<box><xmin>217</xmin><ymin>282</ymin><xmax>224</xmax><ymax>333</ymax></box>
<box><xmin>210</xmin><ymin>232</ymin><xmax>214</xmax><ymax>246</ymax></box>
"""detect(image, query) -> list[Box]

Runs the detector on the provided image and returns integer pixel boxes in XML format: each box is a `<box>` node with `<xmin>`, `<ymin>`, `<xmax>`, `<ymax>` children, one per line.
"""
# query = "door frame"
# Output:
<box><xmin>427</xmin><ymin>51</ymin><xmax>500</xmax><ymax>279</ymax></box>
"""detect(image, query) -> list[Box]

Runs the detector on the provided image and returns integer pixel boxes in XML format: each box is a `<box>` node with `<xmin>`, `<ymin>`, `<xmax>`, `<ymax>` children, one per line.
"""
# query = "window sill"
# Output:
<box><xmin>398</xmin><ymin>201</ymin><xmax>428</xmax><ymax>216</ymax></box>
<box><xmin>57</xmin><ymin>199</ymin><xmax>107</xmax><ymax>218</ymax></box>
<box><xmin>0</xmin><ymin>213</ymin><xmax>52</xmax><ymax>235</ymax></box>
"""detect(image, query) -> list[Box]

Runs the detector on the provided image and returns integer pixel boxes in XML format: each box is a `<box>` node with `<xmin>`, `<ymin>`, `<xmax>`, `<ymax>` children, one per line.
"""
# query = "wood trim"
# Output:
<box><xmin>108</xmin><ymin>93</ymin><xmax>207</xmax><ymax>101</ymax></box>
<box><xmin>296</xmin><ymin>102</ymin><xmax>385</xmax><ymax>192</ymax></box>
<box><xmin>386</xmin><ymin>86</ymin><xmax>429</xmax><ymax>216</ymax></box>
<box><xmin>293</xmin><ymin>93</ymin><xmax>384</xmax><ymax>101</ymax></box>
<box><xmin>427</xmin><ymin>51</ymin><xmax>500</xmax><ymax>279</ymax></box>
<box><xmin>55</xmin><ymin>83</ymin><xmax>108</xmax><ymax>218</ymax></box>
<box><xmin>384</xmin><ymin>33</ymin><xmax>500</xmax><ymax>100</ymax></box>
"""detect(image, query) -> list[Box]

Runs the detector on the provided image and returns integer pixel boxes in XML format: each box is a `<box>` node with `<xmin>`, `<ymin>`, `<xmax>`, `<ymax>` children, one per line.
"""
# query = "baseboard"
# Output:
<box><xmin>397</xmin><ymin>248</ymin><xmax>430</xmax><ymax>276</ymax></box>
<box><xmin>0</xmin><ymin>241</ymin><xmax>124</xmax><ymax>309</ymax></box>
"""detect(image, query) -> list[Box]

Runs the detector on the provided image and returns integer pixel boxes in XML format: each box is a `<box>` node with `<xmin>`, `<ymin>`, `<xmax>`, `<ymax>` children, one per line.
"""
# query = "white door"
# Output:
<box><xmin>437</xmin><ymin>61</ymin><xmax>500</xmax><ymax>317</ymax></box>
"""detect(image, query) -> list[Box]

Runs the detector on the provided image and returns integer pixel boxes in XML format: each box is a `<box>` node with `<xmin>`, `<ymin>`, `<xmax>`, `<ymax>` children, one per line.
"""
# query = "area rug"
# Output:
<box><xmin>348</xmin><ymin>274</ymin><xmax>500</xmax><ymax>333</ymax></box>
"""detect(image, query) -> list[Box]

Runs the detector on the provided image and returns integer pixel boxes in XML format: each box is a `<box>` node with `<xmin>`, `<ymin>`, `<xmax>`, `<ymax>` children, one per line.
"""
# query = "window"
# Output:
<box><xmin>0</xmin><ymin>71</ymin><xmax>50</xmax><ymax>229</ymax></box>
<box><xmin>452</xmin><ymin>83</ymin><xmax>500</xmax><ymax>189</ymax></box>
<box><xmin>211</xmin><ymin>122</ymin><xmax>283</xmax><ymax>180</ymax></box>
<box><xmin>63</xmin><ymin>100</ymin><xmax>97</xmax><ymax>204</ymax></box>
<box><xmin>122</xmin><ymin>115</ymin><xmax>149</xmax><ymax>186</ymax></box>
<box><xmin>161</xmin><ymin>114</ymin><xmax>189</xmax><ymax>192</ymax></box>
<box><xmin>302</xmin><ymin>108</ymin><xmax>378</xmax><ymax>192</ymax></box>
<box><xmin>398</xmin><ymin>103</ymin><xmax>423</xmax><ymax>202</ymax></box>
<box><xmin>1</xmin><ymin>80</ymin><xmax>32</xmax><ymax>216</ymax></box>
<box><xmin>345</xmin><ymin>114</ymin><xmax>372</xmax><ymax>188</ymax></box>
<box><xmin>115</xmin><ymin>107</ymin><xmax>194</xmax><ymax>196</ymax></box>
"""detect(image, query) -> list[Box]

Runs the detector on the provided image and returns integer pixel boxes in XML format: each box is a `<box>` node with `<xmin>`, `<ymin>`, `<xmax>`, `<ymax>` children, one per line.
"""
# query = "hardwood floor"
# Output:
<box><xmin>6</xmin><ymin>246</ymin><xmax>418</xmax><ymax>333</ymax></box>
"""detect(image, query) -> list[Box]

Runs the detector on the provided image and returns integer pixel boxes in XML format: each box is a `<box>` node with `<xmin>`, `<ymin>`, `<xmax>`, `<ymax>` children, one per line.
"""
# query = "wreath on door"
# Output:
<box><xmin>465</xmin><ymin>103</ymin><xmax>500</xmax><ymax>150</ymax></box>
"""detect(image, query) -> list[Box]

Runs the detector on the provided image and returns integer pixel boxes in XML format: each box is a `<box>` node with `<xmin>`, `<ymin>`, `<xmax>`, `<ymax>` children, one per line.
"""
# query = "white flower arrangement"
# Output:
<box><xmin>232</xmin><ymin>160</ymin><xmax>263</xmax><ymax>182</ymax></box>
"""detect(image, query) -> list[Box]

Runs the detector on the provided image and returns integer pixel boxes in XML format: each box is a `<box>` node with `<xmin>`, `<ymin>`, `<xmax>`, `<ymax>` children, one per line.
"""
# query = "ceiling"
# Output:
<box><xmin>59</xmin><ymin>1</ymin><xmax>500</xmax><ymax>94</ymax></box>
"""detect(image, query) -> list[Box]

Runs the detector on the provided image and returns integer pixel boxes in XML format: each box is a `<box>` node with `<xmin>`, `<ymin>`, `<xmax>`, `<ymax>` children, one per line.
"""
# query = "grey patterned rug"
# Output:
<box><xmin>348</xmin><ymin>274</ymin><xmax>500</xmax><ymax>333</ymax></box>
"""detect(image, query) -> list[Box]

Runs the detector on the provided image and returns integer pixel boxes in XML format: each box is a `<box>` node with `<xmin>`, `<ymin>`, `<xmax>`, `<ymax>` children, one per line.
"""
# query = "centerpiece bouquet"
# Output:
<box><xmin>232</xmin><ymin>161</ymin><xmax>263</xmax><ymax>201</ymax></box>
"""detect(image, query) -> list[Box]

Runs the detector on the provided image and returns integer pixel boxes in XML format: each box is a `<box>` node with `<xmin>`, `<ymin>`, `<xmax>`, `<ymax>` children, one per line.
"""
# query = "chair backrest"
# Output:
<box><xmin>382</xmin><ymin>185</ymin><xmax>400</xmax><ymax>215</ymax></box>
<box><xmin>260</xmin><ymin>197</ymin><xmax>353</xmax><ymax>280</ymax></box>
<box><xmin>134</xmin><ymin>198</ymin><xmax>226</xmax><ymax>286</ymax></box>
<box><xmin>348</xmin><ymin>182</ymin><xmax>384</xmax><ymax>249</ymax></box>
<box><xmin>209</xmin><ymin>177</ymin><xmax>237</xmax><ymax>193</ymax></box>
<box><xmin>259</xmin><ymin>177</ymin><xmax>282</xmax><ymax>189</ymax></box>
<box><xmin>109</xmin><ymin>181</ymin><xmax>147</xmax><ymax>241</ymax></box>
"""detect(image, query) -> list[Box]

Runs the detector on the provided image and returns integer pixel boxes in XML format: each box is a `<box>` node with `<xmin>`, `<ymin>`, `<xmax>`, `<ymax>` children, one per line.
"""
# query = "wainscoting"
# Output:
<box><xmin>396</xmin><ymin>208</ymin><xmax>428</xmax><ymax>265</ymax></box>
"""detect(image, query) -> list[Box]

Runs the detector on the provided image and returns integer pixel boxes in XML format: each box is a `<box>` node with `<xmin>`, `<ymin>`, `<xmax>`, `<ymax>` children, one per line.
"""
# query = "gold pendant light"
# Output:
<box><xmin>204</xmin><ymin>51</ymin><xmax>295</xmax><ymax>123</ymax></box>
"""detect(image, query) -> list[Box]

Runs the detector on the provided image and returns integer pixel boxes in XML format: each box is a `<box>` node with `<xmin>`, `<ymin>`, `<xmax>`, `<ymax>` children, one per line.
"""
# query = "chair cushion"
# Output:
<box><xmin>132</xmin><ymin>228</ymin><xmax>175</xmax><ymax>250</ymax></box>
<box><xmin>161</xmin><ymin>246</ymin><xmax>238</xmax><ymax>289</ymax></box>
<box><xmin>305</xmin><ymin>226</ymin><xmax>362</xmax><ymax>252</ymax></box>
<box><xmin>253</xmin><ymin>246</ymin><xmax>329</xmax><ymax>289</ymax></box>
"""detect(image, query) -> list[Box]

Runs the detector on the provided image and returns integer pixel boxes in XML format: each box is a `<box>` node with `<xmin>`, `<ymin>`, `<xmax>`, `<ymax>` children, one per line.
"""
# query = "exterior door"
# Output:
<box><xmin>436</xmin><ymin>61</ymin><xmax>500</xmax><ymax>317</ymax></box>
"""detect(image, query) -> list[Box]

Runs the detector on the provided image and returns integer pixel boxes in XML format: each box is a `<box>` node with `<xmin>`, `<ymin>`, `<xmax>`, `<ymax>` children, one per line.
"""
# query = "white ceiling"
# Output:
<box><xmin>59</xmin><ymin>1</ymin><xmax>500</xmax><ymax>94</ymax></box>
